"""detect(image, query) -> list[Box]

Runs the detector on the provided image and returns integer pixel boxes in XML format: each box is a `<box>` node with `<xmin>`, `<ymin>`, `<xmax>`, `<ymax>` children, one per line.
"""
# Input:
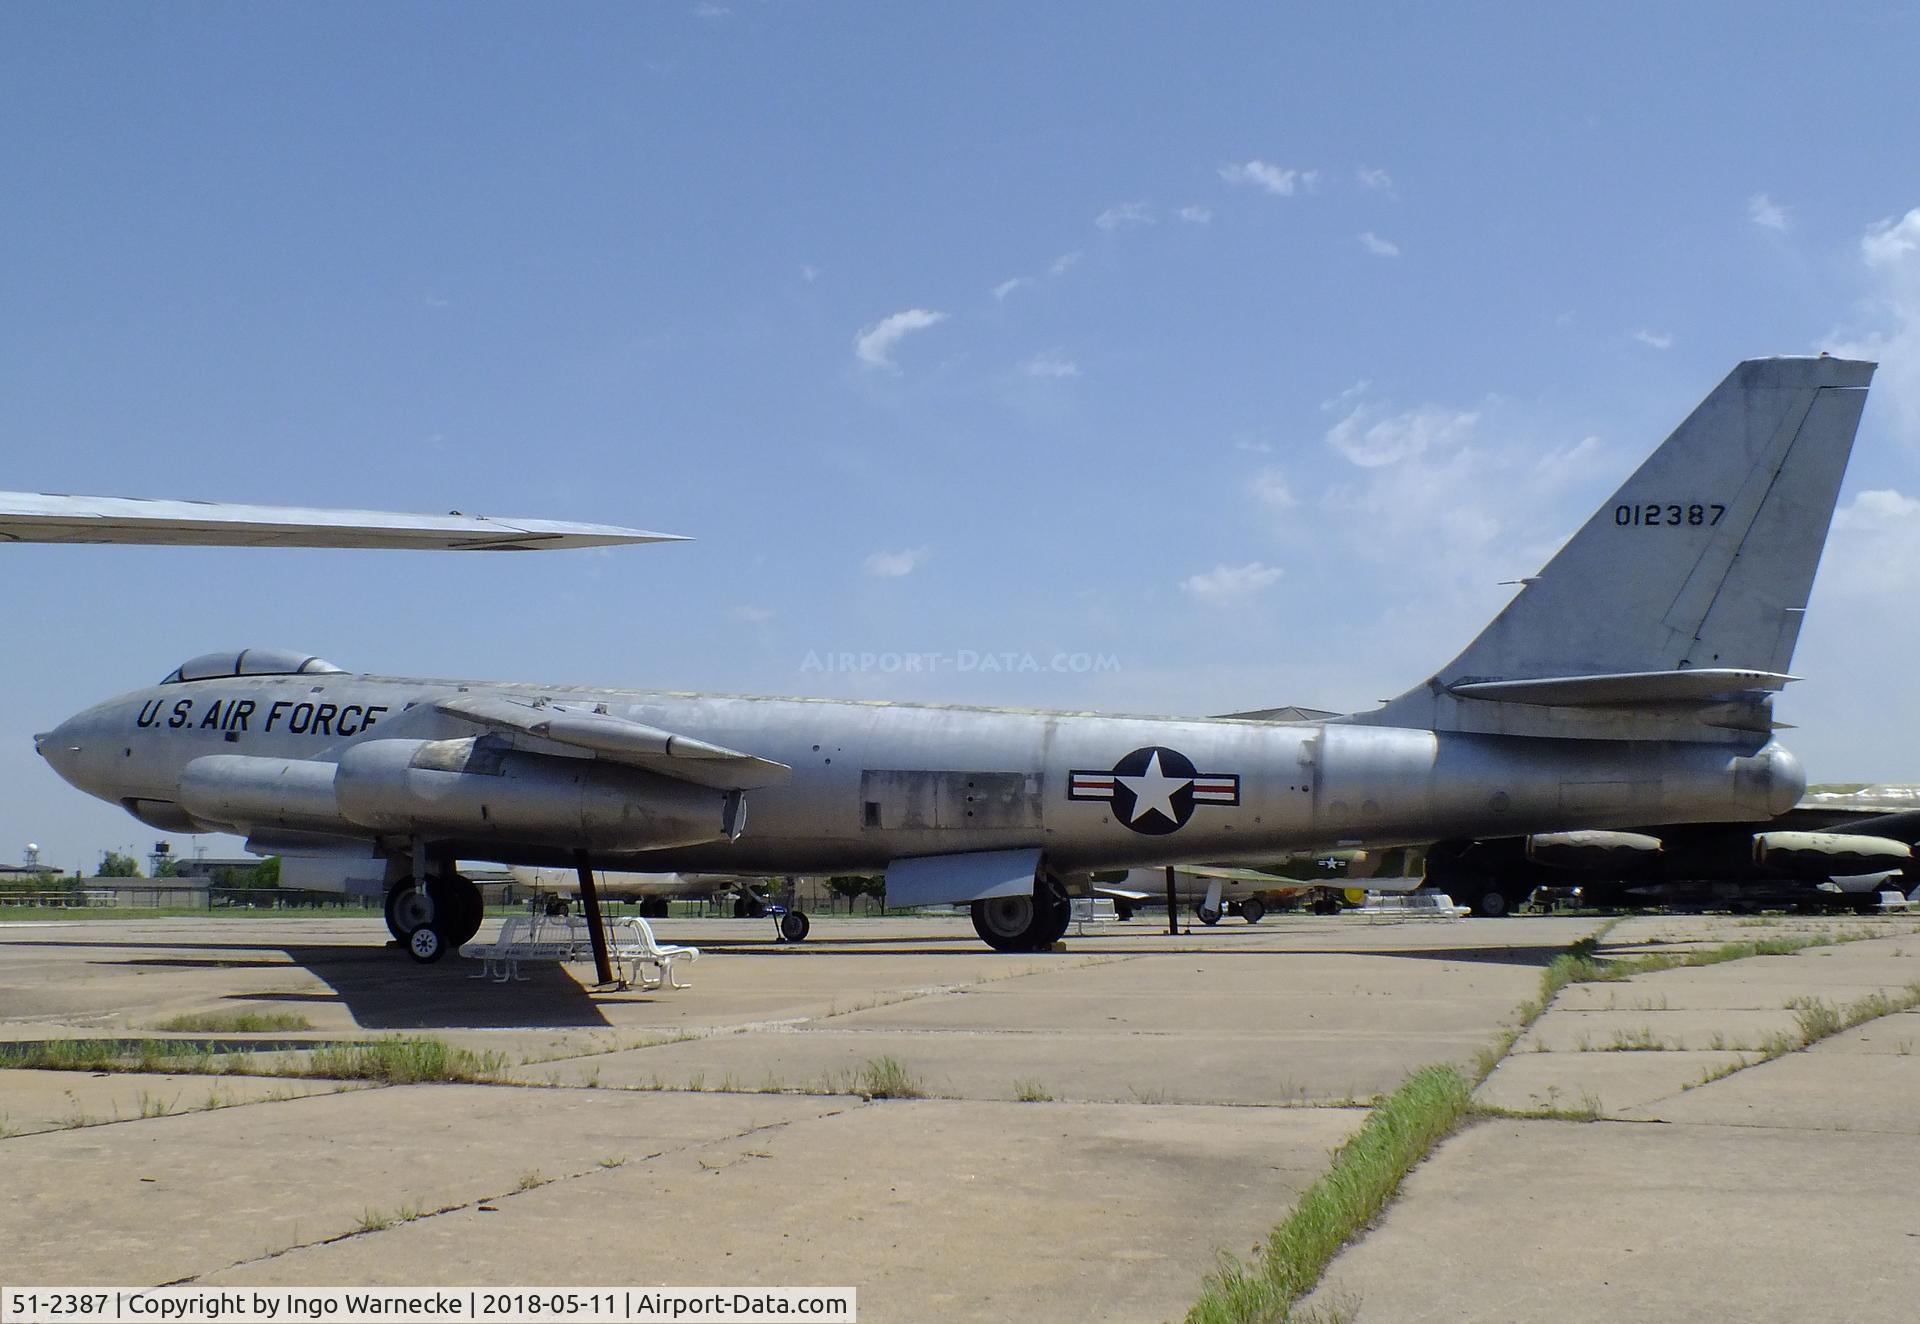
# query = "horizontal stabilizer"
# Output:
<box><xmin>436</xmin><ymin>694</ymin><xmax>790</xmax><ymax>789</ymax></box>
<box><xmin>1448</xmin><ymin>669</ymin><xmax>1794</xmax><ymax>707</ymax></box>
<box><xmin>0</xmin><ymin>491</ymin><xmax>685</xmax><ymax>550</ymax></box>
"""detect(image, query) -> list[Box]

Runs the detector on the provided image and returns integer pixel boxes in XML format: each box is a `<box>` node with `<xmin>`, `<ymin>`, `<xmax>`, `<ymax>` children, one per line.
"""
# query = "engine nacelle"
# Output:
<box><xmin>1752</xmin><ymin>831</ymin><xmax>1913</xmax><ymax>876</ymax></box>
<box><xmin>178</xmin><ymin>738</ymin><xmax>740</xmax><ymax>851</ymax></box>
<box><xmin>1525</xmin><ymin>830</ymin><xmax>1664</xmax><ymax>872</ymax></box>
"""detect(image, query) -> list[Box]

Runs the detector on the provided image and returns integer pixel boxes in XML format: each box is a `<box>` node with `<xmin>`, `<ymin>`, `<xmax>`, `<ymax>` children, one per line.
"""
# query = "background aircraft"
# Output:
<box><xmin>1099</xmin><ymin>847</ymin><xmax>1425</xmax><ymax>923</ymax></box>
<box><xmin>0</xmin><ymin>490</ymin><xmax>679</xmax><ymax>550</ymax></box>
<box><xmin>1428</xmin><ymin>805</ymin><xmax>1920</xmax><ymax>916</ymax></box>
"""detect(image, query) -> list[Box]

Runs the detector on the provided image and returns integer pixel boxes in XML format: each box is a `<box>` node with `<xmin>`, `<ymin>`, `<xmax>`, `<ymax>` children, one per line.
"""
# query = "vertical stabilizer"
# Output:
<box><xmin>1347</xmin><ymin>356</ymin><xmax>1874</xmax><ymax>738</ymax></box>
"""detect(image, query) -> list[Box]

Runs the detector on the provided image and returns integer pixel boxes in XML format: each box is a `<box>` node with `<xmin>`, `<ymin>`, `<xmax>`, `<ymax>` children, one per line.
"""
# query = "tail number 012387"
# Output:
<box><xmin>1615</xmin><ymin>502</ymin><xmax>1724</xmax><ymax>528</ymax></box>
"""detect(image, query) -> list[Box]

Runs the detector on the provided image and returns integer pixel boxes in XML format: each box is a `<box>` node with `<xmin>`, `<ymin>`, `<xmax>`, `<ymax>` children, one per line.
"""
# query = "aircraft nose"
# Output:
<box><xmin>35</xmin><ymin>715</ymin><xmax>87</xmax><ymax>785</ymax></box>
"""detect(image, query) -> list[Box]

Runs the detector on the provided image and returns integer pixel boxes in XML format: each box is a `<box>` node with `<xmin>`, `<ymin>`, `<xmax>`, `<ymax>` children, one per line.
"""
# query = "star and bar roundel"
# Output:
<box><xmin>1068</xmin><ymin>746</ymin><xmax>1241</xmax><ymax>836</ymax></box>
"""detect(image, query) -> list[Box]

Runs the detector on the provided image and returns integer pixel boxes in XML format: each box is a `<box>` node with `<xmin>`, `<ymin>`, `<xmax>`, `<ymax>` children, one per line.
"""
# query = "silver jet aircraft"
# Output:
<box><xmin>36</xmin><ymin>357</ymin><xmax>1874</xmax><ymax>960</ymax></box>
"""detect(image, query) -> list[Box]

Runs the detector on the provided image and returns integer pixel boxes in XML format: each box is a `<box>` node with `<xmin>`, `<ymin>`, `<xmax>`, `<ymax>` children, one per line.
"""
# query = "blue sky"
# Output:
<box><xmin>5</xmin><ymin>4</ymin><xmax>1920</xmax><ymax>870</ymax></box>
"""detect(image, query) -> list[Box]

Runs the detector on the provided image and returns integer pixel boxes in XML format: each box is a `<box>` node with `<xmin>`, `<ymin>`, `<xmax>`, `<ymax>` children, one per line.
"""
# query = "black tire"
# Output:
<box><xmin>386</xmin><ymin>881</ymin><xmax>435</xmax><ymax>941</ymax></box>
<box><xmin>779</xmin><ymin>910</ymin><xmax>812</xmax><ymax>943</ymax></box>
<box><xmin>970</xmin><ymin>882</ymin><xmax>1070</xmax><ymax>952</ymax></box>
<box><xmin>1115</xmin><ymin>903</ymin><xmax>1134</xmax><ymax>922</ymax></box>
<box><xmin>1464</xmin><ymin>887</ymin><xmax>1511</xmax><ymax>919</ymax></box>
<box><xmin>386</xmin><ymin>875</ymin><xmax>483</xmax><ymax>947</ymax></box>
<box><xmin>443</xmin><ymin>876</ymin><xmax>484</xmax><ymax>948</ymax></box>
<box><xmin>383</xmin><ymin>887</ymin><xmax>412</xmax><ymax>942</ymax></box>
<box><xmin>640</xmin><ymin>897</ymin><xmax>669</xmax><ymax>918</ymax></box>
<box><xmin>1196</xmin><ymin>906</ymin><xmax>1222</xmax><ymax>926</ymax></box>
<box><xmin>1241</xmin><ymin>899</ymin><xmax>1265</xmax><ymax>925</ymax></box>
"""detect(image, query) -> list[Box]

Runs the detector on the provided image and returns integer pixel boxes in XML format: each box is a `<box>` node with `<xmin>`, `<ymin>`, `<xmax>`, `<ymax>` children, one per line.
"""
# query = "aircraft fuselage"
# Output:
<box><xmin>41</xmin><ymin>671</ymin><xmax>1805</xmax><ymax>883</ymax></box>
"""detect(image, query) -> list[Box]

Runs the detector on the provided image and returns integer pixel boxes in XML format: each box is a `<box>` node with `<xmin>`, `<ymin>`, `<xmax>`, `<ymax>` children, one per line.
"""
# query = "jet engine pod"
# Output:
<box><xmin>332</xmin><ymin>737</ymin><xmax>738</xmax><ymax>852</ymax></box>
<box><xmin>178</xmin><ymin>754</ymin><xmax>346</xmax><ymax>834</ymax></box>
<box><xmin>1525</xmin><ymin>830</ymin><xmax>1664</xmax><ymax>872</ymax></box>
<box><xmin>1751</xmin><ymin>831</ymin><xmax>1913</xmax><ymax>876</ymax></box>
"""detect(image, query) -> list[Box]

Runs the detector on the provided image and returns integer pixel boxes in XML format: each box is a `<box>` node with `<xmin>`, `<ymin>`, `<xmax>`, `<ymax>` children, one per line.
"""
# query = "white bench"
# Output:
<box><xmin>461</xmin><ymin>913</ymin><xmax>700</xmax><ymax>989</ymax></box>
<box><xmin>1352</xmin><ymin>892</ymin><xmax>1469</xmax><ymax>921</ymax></box>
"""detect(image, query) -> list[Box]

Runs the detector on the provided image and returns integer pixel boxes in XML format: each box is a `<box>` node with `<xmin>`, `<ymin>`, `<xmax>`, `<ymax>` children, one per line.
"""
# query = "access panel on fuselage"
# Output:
<box><xmin>858</xmin><ymin>770</ymin><xmax>1043</xmax><ymax>831</ymax></box>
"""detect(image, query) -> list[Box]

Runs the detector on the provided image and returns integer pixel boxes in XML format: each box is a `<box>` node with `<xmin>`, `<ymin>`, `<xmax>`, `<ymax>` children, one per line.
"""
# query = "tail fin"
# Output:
<box><xmin>1347</xmin><ymin>355</ymin><xmax>1875</xmax><ymax>740</ymax></box>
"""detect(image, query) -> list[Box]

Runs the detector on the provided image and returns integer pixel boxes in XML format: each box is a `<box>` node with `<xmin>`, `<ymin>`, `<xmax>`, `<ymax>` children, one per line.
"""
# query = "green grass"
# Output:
<box><xmin>0</xmin><ymin>1034</ymin><xmax>502</xmax><ymax>1085</ymax></box>
<box><xmin>1187</xmin><ymin>1065</ymin><xmax>1472</xmax><ymax>1324</ymax></box>
<box><xmin>0</xmin><ymin>906</ymin><xmax>370</xmax><ymax>922</ymax></box>
<box><xmin>855</xmin><ymin>1056</ymin><xmax>924</xmax><ymax>1100</ymax></box>
<box><xmin>1542</xmin><ymin>929</ymin><xmax>1874</xmax><ymax>991</ymax></box>
<box><xmin>150</xmin><ymin>1011</ymin><xmax>313</xmax><ymax>1034</ymax></box>
<box><xmin>1012</xmin><ymin>1079</ymin><xmax>1054</xmax><ymax>1102</ymax></box>
<box><xmin>302</xmin><ymin>1038</ymin><xmax>505</xmax><ymax>1084</ymax></box>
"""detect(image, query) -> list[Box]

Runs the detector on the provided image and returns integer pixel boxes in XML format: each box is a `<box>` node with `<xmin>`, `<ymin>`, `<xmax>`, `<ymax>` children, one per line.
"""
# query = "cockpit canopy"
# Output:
<box><xmin>160</xmin><ymin>649</ymin><xmax>346</xmax><ymax>685</ymax></box>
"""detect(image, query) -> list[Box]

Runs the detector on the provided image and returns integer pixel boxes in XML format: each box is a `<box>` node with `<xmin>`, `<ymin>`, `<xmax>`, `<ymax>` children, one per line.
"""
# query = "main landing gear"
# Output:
<box><xmin>386</xmin><ymin>871</ymin><xmax>484</xmax><ymax>964</ymax></box>
<box><xmin>970</xmin><ymin>874</ymin><xmax>1071</xmax><ymax>953</ymax></box>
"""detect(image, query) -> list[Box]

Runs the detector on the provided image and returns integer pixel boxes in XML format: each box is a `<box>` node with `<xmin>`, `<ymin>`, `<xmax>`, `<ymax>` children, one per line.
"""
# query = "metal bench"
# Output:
<box><xmin>461</xmin><ymin>912</ymin><xmax>700</xmax><ymax>988</ymax></box>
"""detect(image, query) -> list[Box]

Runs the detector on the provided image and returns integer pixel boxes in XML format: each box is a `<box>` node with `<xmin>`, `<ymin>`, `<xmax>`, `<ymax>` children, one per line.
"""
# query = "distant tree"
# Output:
<box><xmin>824</xmin><ymin>874</ymin><xmax>884</xmax><ymax>914</ymax></box>
<box><xmin>213</xmin><ymin>857</ymin><xmax>281</xmax><ymax>890</ymax></box>
<box><xmin>152</xmin><ymin>856</ymin><xmax>181</xmax><ymax>878</ymax></box>
<box><xmin>99</xmin><ymin>850</ymin><xmax>141</xmax><ymax>878</ymax></box>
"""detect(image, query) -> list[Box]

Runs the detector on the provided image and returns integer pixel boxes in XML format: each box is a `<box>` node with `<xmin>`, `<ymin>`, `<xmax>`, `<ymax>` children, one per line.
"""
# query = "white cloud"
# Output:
<box><xmin>1095</xmin><ymin>202</ymin><xmax>1154</xmax><ymax>231</ymax></box>
<box><xmin>1219</xmin><ymin>161</ymin><xmax>1317</xmax><ymax>196</ymax></box>
<box><xmin>1827</xmin><ymin>207</ymin><xmax>1920</xmax><ymax>437</ymax></box>
<box><xmin>1049</xmin><ymin>251</ymin><xmax>1083</xmax><ymax>276</ymax></box>
<box><xmin>1359</xmin><ymin>231</ymin><xmax>1400</xmax><ymax>257</ymax></box>
<box><xmin>1023</xmin><ymin>353</ymin><xmax>1079</xmax><ymax>379</ymax></box>
<box><xmin>801</xmin><ymin>264</ymin><xmax>820</xmax><ymax>284</ymax></box>
<box><xmin>865</xmin><ymin>547</ymin><xmax>930</xmax><ymax>578</ymax></box>
<box><xmin>1863</xmin><ymin>208</ymin><xmax>1920</xmax><ymax>267</ymax></box>
<box><xmin>1632</xmin><ymin>329</ymin><xmax>1675</xmax><ymax>350</ymax></box>
<box><xmin>1179</xmin><ymin>205</ymin><xmax>1213</xmax><ymax>224</ymax></box>
<box><xmin>1325</xmin><ymin>395</ymin><xmax>1479</xmax><ymax>468</ymax></box>
<box><xmin>692</xmin><ymin>1</ymin><xmax>729</xmax><ymax>15</ymax></box>
<box><xmin>1748</xmin><ymin>193</ymin><xmax>1789</xmax><ymax>232</ymax></box>
<box><xmin>1356</xmin><ymin>166</ymin><xmax>1394</xmax><ymax>192</ymax></box>
<box><xmin>422</xmin><ymin>293</ymin><xmax>450</xmax><ymax>309</ymax></box>
<box><xmin>1824</xmin><ymin>489</ymin><xmax>1920</xmax><ymax>596</ymax></box>
<box><xmin>992</xmin><ymin>276</ymin><xmax>1032</xmax><ymax>301</ymax></box>
<box><xmin>1250</xmin><ymin>467</ymin><xmax>1297</xmax><ymax>509</ymax></box>
<box><xmin>1182</xmin><ymin>561</ymin><xmax>1284</xmax><ymax>605</ymax></box>
<box><xmin>853</xmin><ymin>308</ymin><xmax>947</xmax><ymax>371</ymax></box>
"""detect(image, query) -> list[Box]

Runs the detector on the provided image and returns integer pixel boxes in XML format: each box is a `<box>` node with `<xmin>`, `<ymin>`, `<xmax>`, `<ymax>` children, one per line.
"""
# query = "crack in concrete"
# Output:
<box><xmin>159</xmin><ymin>1099</ymin><xmax>850</xmax><ymax>1285</ymax></box>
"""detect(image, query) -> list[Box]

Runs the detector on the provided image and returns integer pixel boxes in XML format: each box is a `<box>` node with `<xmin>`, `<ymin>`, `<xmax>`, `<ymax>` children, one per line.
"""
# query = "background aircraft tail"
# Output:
<box><xmin>1343</xmin><ymin>355</ymin><xmax>1875</xmax><ymax>742</ymax></box>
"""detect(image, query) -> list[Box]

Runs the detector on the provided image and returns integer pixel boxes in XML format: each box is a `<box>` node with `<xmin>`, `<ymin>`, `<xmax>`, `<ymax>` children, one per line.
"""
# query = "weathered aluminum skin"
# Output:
<box><xmin>38</xmin><ymin>670</ymin><xmax>1802</xmax><ymax>882</ymax></box>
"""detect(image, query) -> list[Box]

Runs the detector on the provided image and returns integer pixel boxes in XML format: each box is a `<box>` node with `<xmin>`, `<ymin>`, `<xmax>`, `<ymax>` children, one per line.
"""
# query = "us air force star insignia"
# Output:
<box><xmin>1067</xmin><ymin>746</ymin><xmax>1241</xmax><ymax>836</ymax></box>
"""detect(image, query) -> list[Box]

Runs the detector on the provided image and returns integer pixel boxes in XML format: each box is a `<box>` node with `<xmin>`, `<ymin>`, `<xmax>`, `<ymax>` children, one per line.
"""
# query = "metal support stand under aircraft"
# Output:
<box><xmin>574</xmin><ymin>850</ymin><xmax>617</xmax><ymax>987</ymax></box>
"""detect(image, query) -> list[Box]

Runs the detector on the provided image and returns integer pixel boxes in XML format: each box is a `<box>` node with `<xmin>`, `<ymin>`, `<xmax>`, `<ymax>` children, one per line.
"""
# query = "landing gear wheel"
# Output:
<box><xmin>640</xmin><ymin>897</ymin><xmax>669</xmax><ymax>918</ymax></box>
<box><xmin>1465</xmin><ymin>888</ymin><xmax>1510</xmax><ymax>918</ymax></box>
<box><xmin>387</xmin><ymin>883</ymin><xmax>433</xmax><ymax>942</ymax></box>
<box><xmin>971</xmin><ymin>879</ymin><xmax>1071</xmax><ymax>952</ymax></box>
<box><xmin>779</xmin><ymin>910</ymin><xmax>812</xmax><ymax>943</ymax></box>
<box><xmin>1115</xmin><ymin>903</ymin><xmax>1134</xmax><ymax>922</ymax></box>
<box><xmin>1240</xmin><ymin>899</ymin><xmax>1266</xmax><ymax>925</ymax></box>
<box><xmin>442</xmin><ymin>876</ymin><xmax>483</xmax><ymax>948</ymax></box>
<box><xmin>406</xmin><ymin>924</ymin><xmax>448</xmax><ymax>963</ymax></box>
<box><xmin>734</xmin><ymin>895</ymin><xmax>768</xmax><ymax>919</ymax></box>
<box><xmin>386</xmin><ymin>874</ymin><xmax>482</xmax><ymax>949</ymax></box>
<box><xmin>1196</xmin><ymin>906</ymin><xmax>1222</xmax><ymax>926</ymax></box>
